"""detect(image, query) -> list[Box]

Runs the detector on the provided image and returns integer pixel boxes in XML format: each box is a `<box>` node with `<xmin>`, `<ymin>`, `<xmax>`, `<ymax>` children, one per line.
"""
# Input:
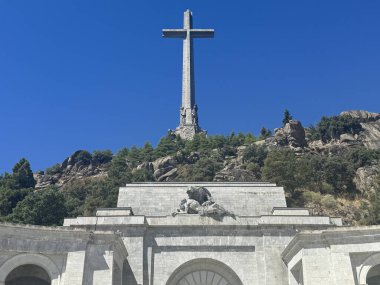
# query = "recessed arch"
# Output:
<box><xmin>0</xmin><ymin>253</ymin><xmax>60</xmax><ymax>284</ymax></box>
<box><xmin>166</xmin><ymin>258</ymin><xmax>243</xmax><ymax>285</ymax></box>
<box><xmin>367</xmin><ymin>264</ymin><xmax>380</xmax><ymax>285</ymax></box>
<box><xmin>5</xmin><ymin>264</ymin><xmax>50</xmax><ymax>285</ymax></box>
<box><xmin>358</xmin><ymin>252</ymin><xmax>380</xmax><ymax>285</ymax></box>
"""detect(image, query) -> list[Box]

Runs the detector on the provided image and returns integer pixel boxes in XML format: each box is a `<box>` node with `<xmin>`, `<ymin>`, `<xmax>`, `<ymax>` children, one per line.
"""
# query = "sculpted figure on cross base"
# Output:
<box><xmin>191</xmin><ymin>105</ymin><xmax>198</xmax><ymax>125</ymax></box>
<box><xmin>172</xmin><ymin>186</ymin><xmax>234</xmax><ymax>218</ymax></box>
<box><xmin>180</xmin><ymin>107</ymin><xmax>186</xmax><ymax>125</ymax></box>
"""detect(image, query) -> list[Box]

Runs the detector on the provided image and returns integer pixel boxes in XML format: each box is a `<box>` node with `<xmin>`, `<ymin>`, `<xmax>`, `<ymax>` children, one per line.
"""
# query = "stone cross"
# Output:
<box><xmin>163</xmin><ymin>10</ymin><xmax>214</xmax><ymax>140</ymax></box>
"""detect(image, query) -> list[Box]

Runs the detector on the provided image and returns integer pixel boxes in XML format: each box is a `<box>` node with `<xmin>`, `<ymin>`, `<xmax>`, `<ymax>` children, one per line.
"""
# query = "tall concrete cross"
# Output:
<box><xmin>163</xmin><ymin>10</ymin><xmax>214</xmax><ymax>140</ymax></box>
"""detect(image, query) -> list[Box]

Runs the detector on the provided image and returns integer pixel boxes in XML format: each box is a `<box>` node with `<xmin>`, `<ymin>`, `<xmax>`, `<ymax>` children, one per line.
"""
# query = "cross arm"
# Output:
<box><xmin>190</xmin><ymin>29</ymin><xmax>214</xmax><ymax>38</ymax></box>
<box><xmin>162</xmin><ymin>29</ymin><xmax>187</xmax><ymax>38</ymax></box>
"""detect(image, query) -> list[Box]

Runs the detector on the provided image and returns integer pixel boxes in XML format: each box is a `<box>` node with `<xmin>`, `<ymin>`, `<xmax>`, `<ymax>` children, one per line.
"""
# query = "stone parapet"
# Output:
<box><xmin>64</xmin><ymin>214</ymin><xmax>341</xmax><ymax>228</ymax></box>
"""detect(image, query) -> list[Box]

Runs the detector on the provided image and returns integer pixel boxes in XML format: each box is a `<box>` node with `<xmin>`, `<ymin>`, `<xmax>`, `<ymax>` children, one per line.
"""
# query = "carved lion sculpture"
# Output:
<box><xmin>172</xmin><ymin>186</ymin><xmax>234</xmax><ymax>219</ymax></box>
<box><xmin>186</xmin><ymin>186</ymin><xmax>214</xmax><ymax>205</ymax></box>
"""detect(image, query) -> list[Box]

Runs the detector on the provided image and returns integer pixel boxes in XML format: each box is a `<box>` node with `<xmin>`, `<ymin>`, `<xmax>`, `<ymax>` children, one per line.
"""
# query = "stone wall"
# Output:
<box><xmin>117</xmin><ymin>182</ymin><xmax>286</xmax><ymax>216</ymax></box>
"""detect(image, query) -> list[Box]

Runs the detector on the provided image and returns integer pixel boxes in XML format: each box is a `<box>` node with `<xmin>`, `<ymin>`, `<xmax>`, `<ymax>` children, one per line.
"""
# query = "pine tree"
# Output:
<box><xmin>282</xmin><ymin>109</ymin><xmax>293</xmax><ymax>126</ymax></box>
<box><xmin>259</xmin><ymin>127</ymin><xmax>272</xmax><ymax>139</ymax></box>
<box><xmin>12</xmin><ymin>158</ymin><xmax>36</xmax><ymax>189</ymax></box>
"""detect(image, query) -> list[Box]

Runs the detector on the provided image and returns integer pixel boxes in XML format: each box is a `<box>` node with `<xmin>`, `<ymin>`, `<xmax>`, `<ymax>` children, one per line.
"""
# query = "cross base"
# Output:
<box><xmin>172</xmin><ymin>124</ymin><xmax>206</xmax><ymax>140</ymax></box>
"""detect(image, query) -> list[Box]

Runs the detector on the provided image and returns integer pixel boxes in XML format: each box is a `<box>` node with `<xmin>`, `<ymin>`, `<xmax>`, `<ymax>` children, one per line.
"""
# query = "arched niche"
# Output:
<box><xmin>358</xmin><ymin>252</ymin><xmax>380</xmax><ymax>285</ymax></box>
<box><xmin>366</xmin><ymin>264</ymin><xmax>380</xmax><ymax>285</ymax></box>
<box><xmin>166</xmin><ymin>258</ymin><xmax>243</xmax><ymax>285</ymax></box>
<box><xmin>5</xmin><ymin>264</ymin><xmax>50</xmax><ymax>285</ymax></box>
<box><xmin>0</xmin><ymin>253</ymin><xmax>60</xmax><ymax>285</ymax></box>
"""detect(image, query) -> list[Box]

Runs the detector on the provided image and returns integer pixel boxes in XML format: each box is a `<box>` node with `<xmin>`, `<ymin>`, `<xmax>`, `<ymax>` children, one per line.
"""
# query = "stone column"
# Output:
<box><xmin>122</xmin><ymin>228</ymin><xmax>147</xmax><ymax>285</ymax></box>
<box><xmin>63</xmin><ymin>251</ymin><xmax>86</xmax><ymax>285</ymax></box>
<box><xmin>330</xmin><ymin>252</ymin><xmax>356</xmax><ymax>285</ymax></box>
<box><xmin>301</xmin><ymin>249</ymin><xmax>356</xmax><ymax>285</ymax></box>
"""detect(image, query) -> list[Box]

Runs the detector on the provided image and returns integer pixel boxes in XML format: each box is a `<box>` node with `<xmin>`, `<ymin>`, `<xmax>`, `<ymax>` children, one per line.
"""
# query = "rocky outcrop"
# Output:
<box><xmin>151</xmin><ymin>152</ymin><xmax>201</xmax><ymax>182</ymax></box>
<box><xmin>340</xmin><ymin>110</ymin><xmax>380</xmax><ymax>121</ymax></box>
<box><xmin>305</xmin><ymin>111</ymin><xmax>380</xmax><ymax>153</ymax></box>
<box><xmin>340</xmin><ymin>110</ymin><xmax>380</xmax><ymax>149</ymax></box>
<box><xmin>156</xmin><ymin>168</ymin><xmax>178</xmax><ymax>182</ymax></box>
<box><xmin>152</xmin><ymin>155</ymin><xmax>178</xmax><ymax>181</ymax></box>
<box><xmin>272</xmin><ymin>120</ymin><xmax>307</xmax><ymax>150</ymax></box>
<box><xmin>214</xmin><ymin>163</ymin><xmax>259</xmax><ymax>182</ymax></box>
<box><xmin>136</xmin><ymin>162</ymin><xmax>154</xmax><ymax>173</ymax></box>
<box><xmin>34</xmin><ymin>150</ymin><xmax>109</xmax><ymax>189</ymax></box>
<box><xmin>354</xmin><ymin>162</ymin><xmax>380</xmax><ymax>197</ymax></box>
<box><xmin>360</xmin><ymin>122</ymin><xmax>380</xmax><ymax>149</ymax></box>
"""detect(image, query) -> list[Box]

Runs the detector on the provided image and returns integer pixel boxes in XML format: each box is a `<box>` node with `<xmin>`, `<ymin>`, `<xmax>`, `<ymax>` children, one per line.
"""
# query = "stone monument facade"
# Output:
<box><xmin>1</xmin><ymin>183</ymin><xmax>380</xmax><ymax>284</ymax></box>
<box><xmin>163</xmin><ymin>10</ymin><xmax>213</xmax><ymax>140</ymax></box>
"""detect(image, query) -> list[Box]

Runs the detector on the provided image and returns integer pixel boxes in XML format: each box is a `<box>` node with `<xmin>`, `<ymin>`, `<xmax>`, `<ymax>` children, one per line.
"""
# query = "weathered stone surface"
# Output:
<box><xmin>153</xmin><ymin>166</ymin><xmax>174</xmax><ymax>180</ymax></box>
<box><xmin>34</xmin><ymin>151</ymin><xmax>109</xmax><ymax>189</ymax></box>
<box><xmin>136</xmin><ymin>161</ymin><xmax>154</xmax><ymax>173</ymax></box>
<box><xmin>340</xmin><ymin>110</ymin><xmax>380</xmax><ymax>121</ymax></box>
<box><xmin>152</xmin><ymin>155</ymin><xmax>177</xmax><ymax>172</ymax></box>
<box><xmin>157</xmin><ymin>167</ymin><xmax>178</xmax><ymax>182</ymax></box>
<box><xmin>151</xmin><ymin>155</ymin><xmax>179</xmax><ymax>181</ymax></box>
<box><xmin>360</xmin><ymin>121</ymin><xmax>380</xmax><ymax>149</ymax></box>
<box><xmin>274</xmin><ymin>120</ymin><xmax>306</xmax><ymax>148</ymax></box>
<box><xmin>340</xmin><ymin>110</ymin><xmax>380</xmax><ymax>149</ymax></box>
<box><xmin>354</xmin><ymin>162</ymin><xmax>380</xmax><ymax>196</ymax></box>
<box><xmin>214</xmin><ymin>164</ymin><xmax>258</xmax><ymax>182</ymax></box>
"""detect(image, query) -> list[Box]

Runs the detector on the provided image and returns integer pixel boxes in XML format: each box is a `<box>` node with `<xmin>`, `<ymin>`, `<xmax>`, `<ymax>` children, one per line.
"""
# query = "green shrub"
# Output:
<box><xmin>302</xmin><ymin>191</ymin><xmax>322</xmax><ymax>204</ymax></box>
<box><xmin>320</xmin><ymin>195</ymin><xmax>337</xmax><ymax>209</ymax></box>
<box><xmin>72</xmin><ymin>150</ymin><xmax>92</xmax><ymax>166</ymax></box>
<box><xmin>92</xmin><ymin>150</ymin><xmax>113</xmax><ymax>165</ymax></box>
<box><xmin>315</xmin><ymin>115</ymin><xmax>363</xmax><ymax>142</ymax></box>
<box><xmin>242</xmin><ymin>145</ymin><xmax>268</xmax><ymax>166</ymax></box>
<box><xmin>11</xmin><ymin>187</ymin><xmax>67</xmax><ymax>226</ymax></box>
<box><xmin>45</xmin><ymin>163</ymin><xmax>61</xmax><ymax>175</ymax></box>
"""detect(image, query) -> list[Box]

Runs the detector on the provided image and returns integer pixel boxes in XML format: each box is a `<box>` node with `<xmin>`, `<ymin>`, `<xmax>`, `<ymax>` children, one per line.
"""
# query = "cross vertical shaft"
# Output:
<box><xmin>163</xmin><ymin>10</ymin><xmax>214</xmax><ymax>140</ymax></box>
<box><xmin>182</xmin><ymin>10</ymin><xmax>195</xmax><ymax>124</ymax></box>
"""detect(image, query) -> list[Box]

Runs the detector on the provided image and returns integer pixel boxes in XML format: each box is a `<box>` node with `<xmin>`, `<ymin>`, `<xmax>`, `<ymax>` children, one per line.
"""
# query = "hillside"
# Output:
<box><xmin>1</xmin><ymin>110</ymin><xmax>379</xmax><ymax>226</ymax></box>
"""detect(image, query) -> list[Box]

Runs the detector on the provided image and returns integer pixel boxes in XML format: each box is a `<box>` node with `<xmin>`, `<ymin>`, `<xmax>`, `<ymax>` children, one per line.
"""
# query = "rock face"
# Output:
<box><xmin>340</xmin><ymin>110</ymin><xmax>380</xmax><ymax>121</ymax></box>
<box><xmin>274</xmin><ymin>120</ymin><xmax>307</xmax><ymax>149</ymax></box>
<box><xmin>152</xmin><ymin>155</ymin><xmax>178</xmax><ymax>181</ymax></box>
<box><xmin>214</xmin><ymin>165</ymin><xmax>258</xmax><ymax>182</ymax></box>
<box><xmin>354</xmin><ymin>162</ymin><xmax>380</xmax><ymax>196</ymax></box>
<box><xmin>34</xmin><ymin>150</ymin><xmax>109</xmax><ymax>189</ymax></box>
<box><xmin>340</xmin><ymin>110</ymin><xmax>380</xmax><ymax>149</ymax></box>
<box><xmin>214</xmin><ymin>158</ymin><xmax>259</xmax><ymax>182</ymax></box>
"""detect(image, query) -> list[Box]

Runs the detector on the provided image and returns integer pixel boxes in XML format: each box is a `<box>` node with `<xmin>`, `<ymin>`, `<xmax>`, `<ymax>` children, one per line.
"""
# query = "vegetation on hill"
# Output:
<box><xmin>308</xmin><ymin>115</ymin><xmax>363</xmax><ymax>142</ymax></box>
<box><xmin>1</xmin><ymin>111</ymin><xmax>379</xmax><ymax>226</ymax></box>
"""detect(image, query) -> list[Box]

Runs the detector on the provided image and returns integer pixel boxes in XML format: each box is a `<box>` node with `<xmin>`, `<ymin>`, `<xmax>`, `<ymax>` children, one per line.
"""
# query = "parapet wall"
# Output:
<box><xmin>117</xmin><ymin>182</ymin><xmax>286</xmax><ymax>216</ymax></box>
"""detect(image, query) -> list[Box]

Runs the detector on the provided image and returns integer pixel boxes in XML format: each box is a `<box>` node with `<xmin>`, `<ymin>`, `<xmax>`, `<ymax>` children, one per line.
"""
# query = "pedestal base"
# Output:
<box><xmin>172</xmin><ymin>124</ymin><xmax>206</xmax><ymax>140</ymax></box>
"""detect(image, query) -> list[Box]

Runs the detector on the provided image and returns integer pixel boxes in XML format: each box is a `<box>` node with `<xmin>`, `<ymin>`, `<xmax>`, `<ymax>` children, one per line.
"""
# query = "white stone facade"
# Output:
<box><xmin>1</xmin><ymin>182</ymin><xmax>380</xmax><ymax>285</ymax></box>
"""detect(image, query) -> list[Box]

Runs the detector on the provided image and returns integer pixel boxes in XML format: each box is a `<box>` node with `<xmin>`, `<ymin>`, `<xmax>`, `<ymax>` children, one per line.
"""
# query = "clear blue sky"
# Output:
<box><xmin>1</xmin><ymin>1</ymin><xmax>379</xmax><ymax>173</ymax></box>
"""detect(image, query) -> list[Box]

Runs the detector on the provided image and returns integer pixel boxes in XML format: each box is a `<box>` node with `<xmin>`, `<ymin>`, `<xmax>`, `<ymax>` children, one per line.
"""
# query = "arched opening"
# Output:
<box><xmin>5</xmin><ymin>264</ymin><xmax>51</xmax><ymax>285</ymax></box>
<box><xmin>367</xmin><ymin>264</ymin><xmax>380</xmax><ymax>285</ymax></box>
<box><xmin>166</xmin><ymin>258</ymin><xmax>243</xmax><ymax>285</ymax></box>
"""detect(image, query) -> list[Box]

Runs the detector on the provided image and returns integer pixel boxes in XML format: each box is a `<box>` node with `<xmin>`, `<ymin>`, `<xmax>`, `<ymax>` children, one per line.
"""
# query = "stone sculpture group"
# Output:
<box><xmin>172</xmin><ymin>186</ymin><xmax>234</xmax><ymax>217</ymax></box>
